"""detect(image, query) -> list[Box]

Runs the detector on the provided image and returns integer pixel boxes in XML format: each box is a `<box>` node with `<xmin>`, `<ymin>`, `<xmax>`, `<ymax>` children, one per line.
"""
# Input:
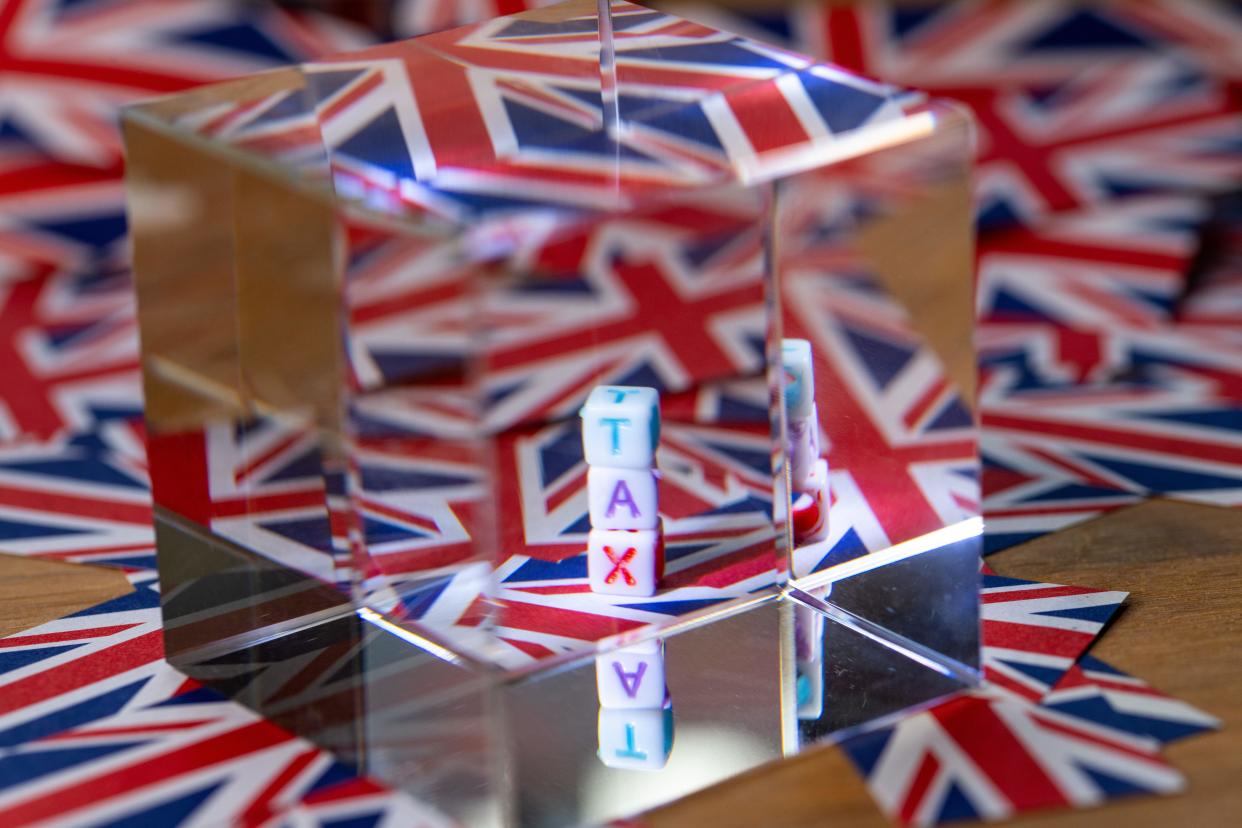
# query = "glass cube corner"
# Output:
<box><xmin>123</xmin><ymin>2</ymin><xmax>981</xmax><ymax>825</ymax></box>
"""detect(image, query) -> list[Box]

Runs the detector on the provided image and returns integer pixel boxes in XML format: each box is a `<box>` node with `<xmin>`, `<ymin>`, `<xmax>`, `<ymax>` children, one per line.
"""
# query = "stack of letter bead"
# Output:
<box><xmin>581</xmin><ymin>385</ymin><xmax>665</xmax><ymax>596</ymax></box>
<box><xmin>784</xmin><ymin>340</ymin><xmax>830</xmax><ymax>547</ymax></box>
<box><xmin>596</xmin><ymin>639</ymin><xmax>673</xmax><ymax>770</ymax></box>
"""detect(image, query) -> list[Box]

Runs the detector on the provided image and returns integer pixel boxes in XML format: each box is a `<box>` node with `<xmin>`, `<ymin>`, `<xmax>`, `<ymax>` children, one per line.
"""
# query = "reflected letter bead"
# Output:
<box><xmin>788</xmin><ymin>406</ymin><xmax>820</xmax><ymax>491</ymax></box>
<box><xmin>792</xmin><ymin>459</ymin><xmax>830</xmax><ymax>544</ymax></box>
<box><xmin>588</xmin><ymin>466</ymin><xmax>658</xmax><ymax>530</ymax></box>
<box><xmin>781</xmin><ymin>339</ymin><xmax>815</xmax><ymax>419</ymax></box>
<box><xmin>588</xmin><ymin>527</ymin><xmax>662</xmax><ymax>596</ymax></box>
<box><xmin>580</xmin><ymin>385</ymin><xmax>660</xmax><ymax>469</ymax></box>
<box><xmin>597</xmin><ymin>706</ymin><xmax>674</xmax><ymax>771</ymax></box>
<box><xmin>596</xmin><ymin>641</ymin><xmax>666</xmax><ymax>708</ymax></box>
<box><xmin>796</xmin><ymin>660</ymin><xmax>825</xmax><ymax>720</ymax></box>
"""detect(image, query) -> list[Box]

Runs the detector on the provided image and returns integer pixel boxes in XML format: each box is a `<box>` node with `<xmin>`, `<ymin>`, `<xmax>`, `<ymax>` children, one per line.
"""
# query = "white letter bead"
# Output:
<box><xmin>580</xmin><ymin>385</ymin><xmax>660</xmax><ymax>469</ymax></box>
<box><xmin>596</xmin><ymin>642</ymin><xmax>666</xmax><ymax>708</ymax></box>
<box><xmin>588</xmin><ymin>527</ymin><xmax>662</xmax><ymax>596</ymax></box>
<box><xmin>788</xmin><ymin>406</ymin><xmax>820</xmax><ymax>491</ymax></box>
<box><xmin>792</xmin><ymin>458</ymin><xmax>830</xmax><ymax>545</ymax></box>
<box><xmin>588</xmin><ymin>467</ymin><xmax>658</xmax><ymax>530</ymax></box>
<box><xmin>781</xmin><ymin>339</ymin><xmax>815</xmax><ymax>419</ymax></box>
<box><xmin>597</xmin><ymin>706</ymin><xmax>673</xmax><ymax>771</ymax></box>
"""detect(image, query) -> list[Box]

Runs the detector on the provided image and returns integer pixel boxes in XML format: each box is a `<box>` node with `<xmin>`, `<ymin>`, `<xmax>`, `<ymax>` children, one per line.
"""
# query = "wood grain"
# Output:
<box><xmin>0</xmin><ymin>499</ymin><xmax>1235</xmax><ymax>826</ymax></box>
<box><xmin>0</xmin><ymin>553</ymin><xmax>133</xmax><ymax>638</ymax></box>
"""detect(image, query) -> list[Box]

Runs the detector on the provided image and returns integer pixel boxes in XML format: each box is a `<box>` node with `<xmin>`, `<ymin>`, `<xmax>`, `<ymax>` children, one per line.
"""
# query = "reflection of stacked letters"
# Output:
<box><xmin>581</xmin><ymin>386</ymin><xmax>664</xmax><ymax>596</ymax></box>
<box><xmin>783</xmin><ymin>340</ymin><xmax>830</xmax><ymax>546</ymax></box>
<box><xmin>596</xmin><ymin>640</ymin><xmax>674</xmax><ymax>770</ymax></box>
<box><xmin>793</xmin><ymin>601</ymin><xmax>826</xmax><ymax>720</ymax></box>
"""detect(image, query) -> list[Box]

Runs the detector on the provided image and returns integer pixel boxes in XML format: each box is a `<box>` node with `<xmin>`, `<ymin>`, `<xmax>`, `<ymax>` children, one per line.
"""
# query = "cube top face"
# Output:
<box><xmin>127</xmin><ymin>0</ymin><xmax>906</xmax><ymax>231</ymax></box>
<box><xmin>128</xmin><ymin>0</ymin><xmax>980</xmax><ymax>698</ymax></box>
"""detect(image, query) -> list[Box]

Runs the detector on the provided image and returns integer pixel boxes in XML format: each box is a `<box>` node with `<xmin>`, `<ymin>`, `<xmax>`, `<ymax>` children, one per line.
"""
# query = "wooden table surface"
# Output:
<box><xmin>2</xmin><ymin>498</ymin><xmax>1237</xmax><ymax>826</ymax></box>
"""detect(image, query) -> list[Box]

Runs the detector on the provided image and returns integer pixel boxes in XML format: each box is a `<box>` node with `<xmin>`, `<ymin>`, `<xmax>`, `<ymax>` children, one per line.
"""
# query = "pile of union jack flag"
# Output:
<box><xmin>0</xmin><ymin>1</ymin><xmax>1236</xmax><ymax>825</ymax></box>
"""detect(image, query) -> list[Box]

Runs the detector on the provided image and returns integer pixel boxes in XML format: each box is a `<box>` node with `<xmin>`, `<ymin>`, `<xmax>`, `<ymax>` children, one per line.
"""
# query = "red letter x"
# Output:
<box><xmin>603</xmin><ymin>545</ymin><xmax>637</xmax><ymax>586</ymax></box>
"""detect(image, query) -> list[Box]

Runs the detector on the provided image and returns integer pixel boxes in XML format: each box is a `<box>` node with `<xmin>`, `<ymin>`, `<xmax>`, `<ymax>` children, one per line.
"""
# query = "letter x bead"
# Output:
<box><xmin>792</xmin><ymin>458</ymin><xmax>830</xmax><ymax>546</ymax></box>
<box><xmin>588</xmin><ymin>527</ymin><xmax>661</xmax><ymax>596</ymax></box>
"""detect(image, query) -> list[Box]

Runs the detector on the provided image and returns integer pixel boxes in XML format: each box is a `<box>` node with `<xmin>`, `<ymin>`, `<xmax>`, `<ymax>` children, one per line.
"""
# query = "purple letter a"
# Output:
<box><xmin>606</xmin><ymin>479</ymin><xmax>641</xmax><ymax>518</ymax></box>
<box><xmin>612</xmin><ymin>661</ymin><xmax>648</xmax><ymax>698</ymax></box>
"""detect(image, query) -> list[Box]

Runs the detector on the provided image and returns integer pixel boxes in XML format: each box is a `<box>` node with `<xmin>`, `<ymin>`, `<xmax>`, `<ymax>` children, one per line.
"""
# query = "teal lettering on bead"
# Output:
<box><xmin>615</xmin><ymin>723</ymin><xmax>648</xmax><ymax>760</ymax></box>
<box><xmin>600</xmin><ymin>417</ymin><xmax>630</xmax><ymax>454</ymax></box>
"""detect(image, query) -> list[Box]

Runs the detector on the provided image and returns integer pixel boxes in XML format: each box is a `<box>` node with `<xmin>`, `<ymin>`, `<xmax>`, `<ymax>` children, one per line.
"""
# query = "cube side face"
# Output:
<box><xmin>587</xmin><ymin>527</ymin><xmax>662</xmax><ymax>596</ymax></box>
<box><xmin>775</xmin><ymin>103</ymin><xmax>982</xmax><ymax>672</ymax></box>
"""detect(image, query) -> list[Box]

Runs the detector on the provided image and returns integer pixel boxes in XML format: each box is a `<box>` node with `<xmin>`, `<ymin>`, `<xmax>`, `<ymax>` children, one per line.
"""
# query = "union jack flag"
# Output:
<box><xmin>342</xmin><ymin>223</ymin><xmax>474</xmax><ymax>393</ymax></box>
<box><xmin>334</xmin><ymin>191</ymin><xmax>772</xmax><ymax>427</ymax></box>
<box><xmin>390</xmin><ymin>0</ymin><xmax>557</xmax><ymax>40</ymax></box>
<box><xmin>982</xmin><ymin>375</ymin><xmax>1242</xmax><ymax>509</ymax></box>
<box><xmin>976</xmin><ymin>195</ymin><xmax>1205</xmax><ymax>332</ymax></box>
<box><xmin>978</xmin><ymin>357</ymin><xmax>1242</xmax><ymax>554</ymax></box>
<box><xmin>0</xmin><ymin>660</ymin><xmax>442</xmax><ymax>826</ymax></box>
<box><xmin>478</xmin><ymin>197</ymin><xmax>770</xmax><ymax>430</ymax></box>
<box><xmin>981</xmin><ymin>428</ymin><xmax>1141</xmax><ymax>556</ymax></box>
<box><xmin>1043</xmin><ymin>654</ymin><xmax>1220</xmax><ymax>746</ymax></box>
<box><xmin>834</xmin><ymin>563</ymin><xmax>1211</xmax><ymax>825</ymax></box>
<box><xmin>662</xmin><ymin>1</ymin><xmax>1242</xmax><ymax>229</ymax></box>
<box><xmin>0</xmin><ymin>162</ymin><xmax>128</xmax><ymax>279</ymax></box>
<box><xmin>0</xmin><ymin>0</ymin><xmax>372</xmax><ymax>167</ymax></box>
<box><xmin>0</xmin><ymin>430</ymin><xmax>153</xmax><ymax>567</ymax></box>
<box><xmin>820</xmin><ymin>1</ymin><xmax>1242</xmax><ymax>85</ymax></box>
<box><xmin>0</xmin><ymin>558</ymin><xmax>447</xmax><ymax>826</ymax></box>
<box><xmin>978</xmin><ymin>322</ymin><xmax>1242</xmax><ymax>392</ymax></box>
<box><xmin>927</xmin><ymin>56</ymin><xmax>1241</xmax><ymax>230</ymax></box>
<box><xmin>841</xmin><ymin>686</ymin><xmax>1186</xmax><ymax>826</ymax></box>
<box><xmin>303</xmin><ymin>1</ymin><xmax>904</xmax><ymax>220</ymax></box>
<box><xmin>0</xmin><ymin>572</ymin><xmax>167</xmax><ymax>750</ymax></box>
<box><xmin>0</xmin><ymin>265</ymin><xmax>140</xmax><ymax>441</ymax></box>
<box><xmin>196</xmin><ymin>417</ymin><xmax>338</xmax><ymax>583</ymax></box>
<box><xmin>979</xmin><ymin>573</ymin><xmax>1127</xmax><ymax>703</ymax></box>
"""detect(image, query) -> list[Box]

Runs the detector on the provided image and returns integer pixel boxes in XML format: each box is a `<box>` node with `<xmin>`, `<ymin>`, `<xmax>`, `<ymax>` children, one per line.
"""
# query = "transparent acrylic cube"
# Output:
<box><xmin>124</xmin><ymin>2</ymin><xmax>981</xmax><ymax>825</ymax></box>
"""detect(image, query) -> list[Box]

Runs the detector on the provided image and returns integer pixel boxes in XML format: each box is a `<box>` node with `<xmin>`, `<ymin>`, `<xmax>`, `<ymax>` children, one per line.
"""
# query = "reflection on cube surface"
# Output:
<box><xmin>125</xmin><ymin>1</ymin><xmax>981</xmax><ymax>824</ymax></box>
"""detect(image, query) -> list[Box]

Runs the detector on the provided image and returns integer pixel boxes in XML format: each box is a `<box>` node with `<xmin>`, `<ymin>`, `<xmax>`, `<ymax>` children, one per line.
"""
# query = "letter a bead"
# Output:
<box><xmin>580</xmin><ymin>385</ymin><xmax>660</xmax><ymax>469</ymax></box>
<box><xmin>596</xmin><ymin>641</ymin><xmax>666</xmax><ymax>708</ymax></box>
<box><xmin>588</xmin><ymin>467</ymin><xmax>658</xmax><ymax>530</ymax></box>
<box><xmin>788</xmin><ymin>405</ymin><xmax>821</xmax><ymax>491</ymax></box>
<box><xmin>587</xmin><ymin>527</ymin><xmax>662</xmax><ymax>596</ymax></box>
